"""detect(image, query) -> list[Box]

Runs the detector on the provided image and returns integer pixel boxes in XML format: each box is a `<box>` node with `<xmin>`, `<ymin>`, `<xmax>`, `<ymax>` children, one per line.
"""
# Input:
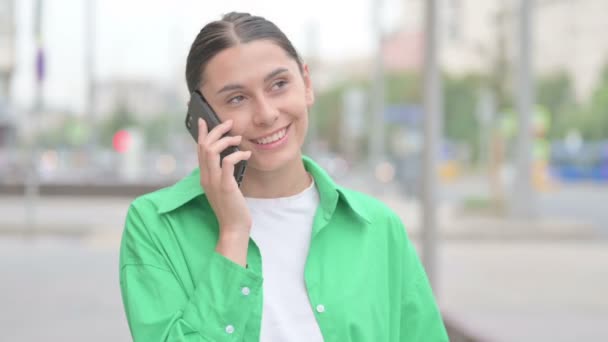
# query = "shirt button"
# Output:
<box><xmin>316</xmin><ymin>304</ymin><xmax>325</xmax><ymax>313</ymax></box>
<box><xmin>225</xmin><ymin>325</ymin><xmax>235</xmax><ymax>334</ymax></box>
<box><xmin>241</xmin><ymin>287</ymin><xmax>250</xmax><ymax>296</ymax></box>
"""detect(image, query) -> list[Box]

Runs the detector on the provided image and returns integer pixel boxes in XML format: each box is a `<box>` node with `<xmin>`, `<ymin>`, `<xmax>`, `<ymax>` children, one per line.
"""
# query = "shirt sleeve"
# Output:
<box><xmin>119</xmin><ymin>201</ymin><xmax>262</xmax><ymax>342</ymax></box>
<box><xmin>392</xmin><ymin>215</ymin><xmax>449</xmax><ymax>342</ymax></box>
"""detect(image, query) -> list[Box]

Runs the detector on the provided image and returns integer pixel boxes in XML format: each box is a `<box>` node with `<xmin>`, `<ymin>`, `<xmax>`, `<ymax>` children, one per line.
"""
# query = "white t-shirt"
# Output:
<box><xmin>246</xmin><ymin>177</ymin><xmax>324</xmax><ymax>342</ymax></box>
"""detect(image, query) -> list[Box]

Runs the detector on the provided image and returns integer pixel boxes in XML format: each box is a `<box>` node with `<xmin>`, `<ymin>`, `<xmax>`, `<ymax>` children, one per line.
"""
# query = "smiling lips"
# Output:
<box><xmin>252</xmin><ymin>124</ymin><xmax>289</xmax><ymax>145</ymax></box>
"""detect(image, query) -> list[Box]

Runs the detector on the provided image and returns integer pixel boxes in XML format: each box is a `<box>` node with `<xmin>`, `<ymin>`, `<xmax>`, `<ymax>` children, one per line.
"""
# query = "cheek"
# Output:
<box><xmin>296</xmin><ymin>113</ymin><xmax>309</xmax><ymax>136</ymax></box>
<box><xmin>220</xmin><ymin>110</ymin><xmax>250</xmax><ymax>136</ymax></box>
<box><xmin>280</xmin><ymin>91</ymin><xmax>308</xmax><ymax>116</ymax></box>
<box><xmin>232</xmin><ymin>120</ymin><xmax>250</xmax><ymax>137</ymax></box>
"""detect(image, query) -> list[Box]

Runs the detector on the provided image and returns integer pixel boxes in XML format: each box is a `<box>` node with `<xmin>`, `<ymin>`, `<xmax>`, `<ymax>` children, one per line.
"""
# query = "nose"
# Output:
<box><xmin>252</xmin><ymin>95</ymin><xmax>279</xmax><ymax>126</ymax></box>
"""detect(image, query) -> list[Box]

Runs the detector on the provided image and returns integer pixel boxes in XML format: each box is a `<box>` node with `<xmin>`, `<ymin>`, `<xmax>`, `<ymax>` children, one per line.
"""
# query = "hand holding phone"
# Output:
<box><xmin>186</xmin><ymin>91</ymin><xmax>247</xmax><ymax>186</ymax></box>
<box><xmin>186</xmin><ymin>91</ymin><xmax>253</xmax><ymax>267</ymax></box>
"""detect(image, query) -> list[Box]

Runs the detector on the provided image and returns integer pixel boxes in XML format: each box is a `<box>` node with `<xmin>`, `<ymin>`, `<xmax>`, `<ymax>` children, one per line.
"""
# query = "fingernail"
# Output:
<box><xmin>198</xmin><ymin>118</ymin><xmax>203</xmax><ymax>125</ymax></box>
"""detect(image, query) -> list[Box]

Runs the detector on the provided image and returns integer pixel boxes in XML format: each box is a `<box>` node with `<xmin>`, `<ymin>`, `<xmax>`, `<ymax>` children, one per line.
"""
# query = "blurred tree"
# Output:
<box><xmin>99</xmin><ymin>99</ymin><xmax>136</xmax><ymax>148</ymax></box>
<box><xmin>485</xmin><ymin>3</ymin><xmax>513</xmax><ymax>112</ymax></box>
<box><xmin>38</xmin><ymin>115</ymin><xmax>89</xmax><ymax>148</ymax></box>
<box><xmin>581</xmin><ymin>65</ymin><xmax>608</xmax><ymax>140</ymax></box>
<box><xmin>536</xmin><ymin>71</ymin><xmax>578</xmax><ymax>139</ymax></box>
<box><xmin>141</xmin><ymin>113</ymin><xmax>180</xmax><ymax>149</ymax></box>
<box><xmin>315</xmin><ymin>71</ymin><xmax>486</xmax><ymax>160</ymax></box>
<box><xmin>314</xmin><ymin>79</ymin><xmax>369</xmax><ymax>153</ymax></box>
<box><xmin>386</xmin><ymin>71</ymin><xmax>482</xmax><ymax>160</ymax></box>
<box><xmin>385</xmin><ymin>72</ymin><xmax>421</xmax><ymax>103</ymax></box>
<box><xmin>313</xmin><ymin>85</ymin><xmax>344</xmax><ymax>152</ymax></box>
<box><xmin>443</xmin><ymin>74</ymin><xmax>483</xmax><ymax>160</ymax></box>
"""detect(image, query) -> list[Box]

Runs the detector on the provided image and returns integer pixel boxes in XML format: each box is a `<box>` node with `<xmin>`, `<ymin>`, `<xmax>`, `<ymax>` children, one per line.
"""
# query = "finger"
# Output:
<box><xmin>196</xmin><ymin>145</ymin><xmax>209</xmax><ymax>187</ymax></box>
<box><xmin>221</xmin><ymin>150</ymin><xmax>252</xmax><ymax>188</ymax></box>
<box><xmin>197</xmin><ymin>118</ymin><xmax>208</xmax><ymax>145</ymax></box>
<box><xmin>196</xmin><ymin>142</ymin><xmax>217</xmax><ymax>186</ymax></box>
<box><xmin>209</xmin><ymin>135</ymin><xmax>242</xmax><ymax>155</ymax></box>
<box><xmin>204</xmin><ymin>119</ymin><xmax>234</xmax><ymax>145</ymax></box>
<box><xmin>197</xmin><ymin>133</ymin><xmax>222</xmax><ymax>185</ymax></box>
<box><xmin>203</xmin><ymin>146</ymin><xmax>222</xmax><ymax>184</ymax></box>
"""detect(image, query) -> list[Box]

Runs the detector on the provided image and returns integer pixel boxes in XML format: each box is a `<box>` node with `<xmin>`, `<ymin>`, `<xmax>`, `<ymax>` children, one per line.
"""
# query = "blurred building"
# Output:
<box><xmin>312</xmin><ymin>57</ymin><xmax>375</xmax><ymax>92</ymax></box>
<box><xmin>533</xmin><ymin>0</ymin><xmax>608</xmax><ymax>99</ymax></box>
<box><xmin>0</xmin><ymin>0</ymin><xmax>16</xmax><ymax>147</ymax></box>
<box><xmin>382</xmin><ymin>30</ymin><xmax>425</xmax><ymax>72</ymax></box>
<box><xmin>94</xmin><ymin>78</ymin><xmax>182</xmax><ymax>120</ymax></box>
<box><xmin>385</xmin><ymin>0</ymin><xmax>608</xmax><ymax>100</ymax></box>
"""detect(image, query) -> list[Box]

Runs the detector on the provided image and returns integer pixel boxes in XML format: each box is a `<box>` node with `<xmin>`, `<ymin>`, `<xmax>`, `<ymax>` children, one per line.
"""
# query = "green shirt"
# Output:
<box><xmin>119</xmin><ymin>156</ymin><xmax>448</xmax><ymax>341</ymax></box>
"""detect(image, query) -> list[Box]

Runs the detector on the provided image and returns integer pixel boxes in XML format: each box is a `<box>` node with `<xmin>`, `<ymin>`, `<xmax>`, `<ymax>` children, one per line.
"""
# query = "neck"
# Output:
<box><xmin>240</xmin><ymin>154</ymin><xmax>311</xmax><ymax>198</ymax></box>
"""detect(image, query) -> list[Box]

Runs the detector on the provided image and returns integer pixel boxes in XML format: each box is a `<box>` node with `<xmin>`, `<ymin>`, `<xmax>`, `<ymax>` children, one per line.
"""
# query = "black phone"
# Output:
<box><xmin>185</xmin><ymin>90</ymin><xmax>247</xmax><ymax>187</ymax></box>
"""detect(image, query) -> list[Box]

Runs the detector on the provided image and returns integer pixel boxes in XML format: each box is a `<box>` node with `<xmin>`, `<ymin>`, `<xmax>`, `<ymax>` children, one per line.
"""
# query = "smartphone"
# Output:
<box><xmin>185</xmin><ymin>90</ymin><xmax>247</xmax><ymax>187</ymax></box>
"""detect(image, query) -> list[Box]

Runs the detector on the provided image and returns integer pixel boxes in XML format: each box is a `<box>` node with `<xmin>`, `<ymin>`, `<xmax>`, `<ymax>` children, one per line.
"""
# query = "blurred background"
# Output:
<box><xmin>1</xmin><ymin>0</ymin><xmax>607</xmax><ymax>341</ymax></box>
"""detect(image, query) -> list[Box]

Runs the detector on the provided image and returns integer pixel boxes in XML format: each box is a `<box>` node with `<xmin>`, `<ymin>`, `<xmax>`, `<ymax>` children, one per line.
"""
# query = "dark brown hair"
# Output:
<box><xmin>185</xmin><ymin>12</ymin><xmax>303</xmax><ymax>94</ymax></box>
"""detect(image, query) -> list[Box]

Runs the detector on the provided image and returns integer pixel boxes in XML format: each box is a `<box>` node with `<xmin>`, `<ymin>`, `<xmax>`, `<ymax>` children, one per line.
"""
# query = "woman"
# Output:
<box><xmin>119</xmin><ymin>12</ymin><xmax>448</xmax><ymax>342</ymax></box>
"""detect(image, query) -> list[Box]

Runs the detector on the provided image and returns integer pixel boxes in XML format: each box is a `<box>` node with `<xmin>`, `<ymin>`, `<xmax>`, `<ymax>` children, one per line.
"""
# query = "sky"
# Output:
<box><xmin>9</xmin><ymin>0</ymin><xmax>405</xmax><ymax>113</ymax></box>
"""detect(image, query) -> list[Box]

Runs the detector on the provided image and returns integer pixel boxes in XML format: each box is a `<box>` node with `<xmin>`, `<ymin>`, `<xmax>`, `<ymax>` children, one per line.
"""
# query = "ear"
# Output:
<box><xmin>302</xmin><ymin>64</ymin><xmax>315</xmax><ymax>107</ymax></box>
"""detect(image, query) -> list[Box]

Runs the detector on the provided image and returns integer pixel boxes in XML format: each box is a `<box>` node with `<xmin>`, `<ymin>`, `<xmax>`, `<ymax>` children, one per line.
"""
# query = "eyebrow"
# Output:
<box><xmin>216</xmin><ymin>67</ymin><xmax>289</xmax><ymax>95</ymax></box>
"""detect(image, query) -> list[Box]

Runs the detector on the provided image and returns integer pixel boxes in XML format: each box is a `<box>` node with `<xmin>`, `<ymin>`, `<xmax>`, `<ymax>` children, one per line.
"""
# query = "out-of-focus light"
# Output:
<box><xmin>156</xmin><ymin>154</ymin><xmax>176</xmax><ymax>176</ymax></box>
<box><xmin>375</xmin><ymin>162</ymin><xmax>395</xmax><ymax>183</ymax></box>
<box><xmin>113</xmin><ymin>130</ymin><xmax>131</xmax><ymax>154</ymax></box>
<box><xmin>40</xmin><ymin>149</ymin><xmax>59</xmax><ymax>172</ymax></box>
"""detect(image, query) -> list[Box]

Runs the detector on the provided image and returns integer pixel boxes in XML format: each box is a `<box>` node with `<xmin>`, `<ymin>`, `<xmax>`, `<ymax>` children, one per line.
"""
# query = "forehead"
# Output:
<box><xmin>202</xmin><ymin>40</ymin><xmax>298</xmax><ymax>90</ymax></box>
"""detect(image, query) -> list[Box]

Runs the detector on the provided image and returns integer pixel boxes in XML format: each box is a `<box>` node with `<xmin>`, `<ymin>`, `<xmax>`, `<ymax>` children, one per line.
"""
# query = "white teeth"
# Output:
<box><xmin>255</xmin><ymin>127</ymin><xmax>287</xmax><ymax>145</ymax></box>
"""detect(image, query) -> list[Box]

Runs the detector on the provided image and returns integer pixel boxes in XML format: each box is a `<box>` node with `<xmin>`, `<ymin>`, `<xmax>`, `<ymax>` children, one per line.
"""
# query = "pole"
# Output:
<box><xmin>422</xmin><ymin>0</ymin><xmax>442</xmax><ymax>289</ymax></box>
<box><xmin>370</xmin><ymin>0</ymin><xmax>385</xmax><ymax>165</ymax></box>
<box><xmin>0</xmin><ymin>0</ymin><xmax>16</xmax><ymax>107</ymax></box>
<box><xmin>24</xmin><ymin>0</ymin><xmax>44</xmax><ymax>234</ymax></box>
<box><xmin>85</xmin><ymin>0</ymin><xmax>97</xmax><ymax>157</ymax></box>
<box><xmin>512</xmin><ymin>0</ymin><xmax>536</xmax><ymax>218</ymax></box>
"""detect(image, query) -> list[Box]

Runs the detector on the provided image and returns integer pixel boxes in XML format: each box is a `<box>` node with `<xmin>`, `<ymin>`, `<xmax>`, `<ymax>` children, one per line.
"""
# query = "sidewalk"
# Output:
<box><xmin>378</xmin><ymin>192</ymin><xmax>599</xmax><ymax>241</ymax></box>
<box><xmin>0</xmin><ymin>195</ymin><xmax>130</xmax><ymax>238</ymax></box>
<box><xmin>433</xmin><ymin>240</ymin><xmax>608</xmax><ymax>342</ymax></box>
<box><xmin>1</xmin><ymin>193</ymin><xmax>607</xmax><ymax>341</ymax></box>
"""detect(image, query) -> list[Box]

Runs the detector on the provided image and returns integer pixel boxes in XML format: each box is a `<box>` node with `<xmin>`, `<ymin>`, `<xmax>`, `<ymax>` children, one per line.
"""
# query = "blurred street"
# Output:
<box><xmin>1</xmin><ymin>176</ymin><xmax>607</xmax><ymax>341</ymax></box>
<box><xmin>437</xmin><ymin>177</ymin><xmax>608</xmax><ymax>238</ymax></box>
<box><xmin>0</xmin><ymin>236</ymin><xmax>130</xmax><ymax>341</ymax></box>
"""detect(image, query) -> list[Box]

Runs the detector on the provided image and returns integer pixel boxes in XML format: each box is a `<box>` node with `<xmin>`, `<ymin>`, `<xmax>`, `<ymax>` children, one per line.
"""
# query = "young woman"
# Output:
<box><xmin>119</xmin><ymin>12</ymin><xmax>448</xmax><ymax>342</ymax></box>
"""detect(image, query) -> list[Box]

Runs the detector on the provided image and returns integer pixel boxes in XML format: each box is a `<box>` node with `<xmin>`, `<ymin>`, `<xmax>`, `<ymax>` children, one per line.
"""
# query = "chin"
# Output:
<box><xmin>247</xmin><ymin>146</ymin><xmax>301</xmax><ymax>173</ymax></box>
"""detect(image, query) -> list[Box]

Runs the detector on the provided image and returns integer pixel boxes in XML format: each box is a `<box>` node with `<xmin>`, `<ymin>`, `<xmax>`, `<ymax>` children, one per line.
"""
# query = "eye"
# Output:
<box><xmin>228</xmin><ymin>95</ymin><xmax>245</xmax><ymax>105</ymax></box>
<box><xmin>271</xmin><ymin>80</ymin><xmax>288</xmax><ymax>91</ymax></box>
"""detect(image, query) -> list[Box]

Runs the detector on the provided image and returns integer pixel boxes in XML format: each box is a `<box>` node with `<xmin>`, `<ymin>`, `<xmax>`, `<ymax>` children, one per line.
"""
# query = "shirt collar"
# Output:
<box><xmin>302</xmin><ymin>155</ymin><xmax>371</xmax><ymax>224</ymax></box>
<box><xmin>156</xmin><ymin>168</ymin><xmax>204</xmax><ymax>214</ymax></box>
<box><xmin>156</xmin><ymin>155</ymin><xmax>371</xmax><ymax>224</ymax></box>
